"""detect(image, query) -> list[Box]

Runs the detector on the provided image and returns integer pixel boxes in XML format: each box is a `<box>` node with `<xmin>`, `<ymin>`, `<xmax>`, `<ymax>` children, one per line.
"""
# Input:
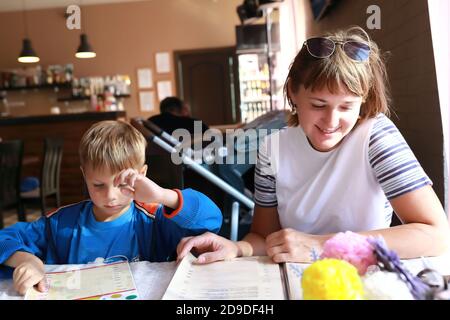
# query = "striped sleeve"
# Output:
<box><xmin>368</xmin><ymin>114</ymin><xmax>432</xmax><ymax>200</ymax></box>
<box><xmin>254</xmin><ymin>137</ymin><xmax>278</xmax><ymax>207</ymax></box>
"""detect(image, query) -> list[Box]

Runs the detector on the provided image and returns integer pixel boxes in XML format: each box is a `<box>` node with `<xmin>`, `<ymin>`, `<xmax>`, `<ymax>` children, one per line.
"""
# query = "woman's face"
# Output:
<box><xmin>291</xmin><ymin>85</ymin><xmax>362</xmax><ymax>152</ymax></box>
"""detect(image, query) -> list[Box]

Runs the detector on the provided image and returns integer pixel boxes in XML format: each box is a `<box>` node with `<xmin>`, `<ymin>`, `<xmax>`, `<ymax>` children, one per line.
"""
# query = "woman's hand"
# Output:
<box><xmin>13</xmin><ymin>258</ymin><xmax>47</xmax><ymax>296</ymax></box>
<box><xmin>265</xmin><ymin>228</ymin><xmax>326</xmax><ymax>263</ymax></box>
<box><xmin>176</xmin><ymin>232</ymin><xmax>240</xmax><ymax>264</ymax></box>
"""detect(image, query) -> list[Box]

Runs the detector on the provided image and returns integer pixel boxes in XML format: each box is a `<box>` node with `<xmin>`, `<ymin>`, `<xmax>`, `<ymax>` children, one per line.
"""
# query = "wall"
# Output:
<box><xmin>0</xmin><ymin>0</ymin><xmax>242</xmax><ymax>118</ymax></box>
<box><xmin>295</xmin><ymin>0</ymin><xmax>445</xmax><ymax>205</ymax></box>
<box><xmin>428</xmin><ymin>0</ymin><xmax>449</xmax><ymax>214</ymax></box>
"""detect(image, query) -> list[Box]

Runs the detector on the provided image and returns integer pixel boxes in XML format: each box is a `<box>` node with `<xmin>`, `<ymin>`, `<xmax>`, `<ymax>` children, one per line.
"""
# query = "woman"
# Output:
<box><xmin>177</xmin><ymin>26</ymin><xmax>450</xmax><ymax>263</ymax></box>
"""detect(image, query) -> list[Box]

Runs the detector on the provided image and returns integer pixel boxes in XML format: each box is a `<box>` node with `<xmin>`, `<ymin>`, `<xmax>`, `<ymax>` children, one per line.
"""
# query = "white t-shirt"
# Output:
<box><xmin>254</xmin><ymin>114</ymin><xmax>431</xmax><ymax>234</ymax></box>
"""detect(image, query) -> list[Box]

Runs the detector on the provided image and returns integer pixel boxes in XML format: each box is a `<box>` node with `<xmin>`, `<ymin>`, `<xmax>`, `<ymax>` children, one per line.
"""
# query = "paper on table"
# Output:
<box><xmin>401</xmin><ymin>252</ymin><xmax>450</xmax><ymax>276</ymax></box>
<box><xmin>283</xmin><ymin>262</ymin><xmax>309</xmax><ymax>300</ymax></box>
<box><xmin>162</xmin><ymin>253</ymin><xmax>285</xmax><ymax>300</ymax></box>
<box><xmin>25</xmin><ymin>261</ymin><xmax>139</xmax><ymax>300</ymax></box>
<box><xmin>130</xmin><ymin>261</ymin><xmax>176</xmax><ymax>300</ymax></box>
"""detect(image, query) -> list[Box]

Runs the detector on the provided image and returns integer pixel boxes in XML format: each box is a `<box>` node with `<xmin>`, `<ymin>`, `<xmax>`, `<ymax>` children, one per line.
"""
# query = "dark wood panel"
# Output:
<box><xmin>0</xmin><ymin>112</ymin><xmax>126</xmax><ymax>204</ymax></box>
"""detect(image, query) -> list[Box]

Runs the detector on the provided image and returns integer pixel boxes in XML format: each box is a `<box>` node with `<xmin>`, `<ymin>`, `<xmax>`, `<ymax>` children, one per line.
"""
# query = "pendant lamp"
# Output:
<box><xmin>18</xmin><ymin>0</ymin><xmax>39</xmax><ymax>63</ymax></box>
<box><xmin>75</xmin><ymin>33</ymin><xmax>96</xmax><ymax>58</ymax></box>
<box><xmin>18</xmin><ymin>38</ymin><xmax>39</xmax><ymax>63</ymax></box>
<box><xmin>75</xmin><ymin>3</ymin><xmax>96</xmax><ymax>59</ymax></box>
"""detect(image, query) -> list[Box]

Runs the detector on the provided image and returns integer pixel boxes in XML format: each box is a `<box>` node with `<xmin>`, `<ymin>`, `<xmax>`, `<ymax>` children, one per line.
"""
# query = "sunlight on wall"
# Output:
<box><xmin>279</xmin><ymin>0</ymin><xmax>307</xmax><ymax>99</ymax></box>
<box><xmin>428</xmin><ymin>0</ymin><xmax>449</xmax><ymax>214</ymax></box>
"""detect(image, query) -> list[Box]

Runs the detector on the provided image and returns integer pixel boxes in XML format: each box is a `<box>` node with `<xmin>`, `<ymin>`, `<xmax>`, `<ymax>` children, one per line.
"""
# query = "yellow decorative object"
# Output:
<box><xmin>302</xmin><ymin>258</ymin><xmax>364</xmax><ymax>300</ymax></box>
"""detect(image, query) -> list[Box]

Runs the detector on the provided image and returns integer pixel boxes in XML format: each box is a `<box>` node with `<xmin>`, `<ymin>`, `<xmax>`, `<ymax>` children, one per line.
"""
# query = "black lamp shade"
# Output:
<box><xmin>237</xmin><ymin>0</ymin><xmax>263</xmax><ymax>24</ymax></box>
<box><xmin>76</xmin><ymin>33</ymin><xmax>96</xmax><ymax>58</ymax></box>
<box><xmin>18</xmin><ymin>38</ymin><xmax>39</xmax><ymax>63</ymax></box>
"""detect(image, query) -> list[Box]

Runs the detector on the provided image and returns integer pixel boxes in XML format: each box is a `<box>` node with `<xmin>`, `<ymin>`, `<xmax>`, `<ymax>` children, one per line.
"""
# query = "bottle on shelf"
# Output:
<box><xmin>103</xmin><ymin>86</ymin><xmax>117</xmax><ymax>111</ymax></box>
<box><xmin>256</xmin><ymin>102</ymin><xmax>262</xmax><ymax>117</ymax></box>
<box><xmin>46</xmin><ymin>68</ymin><xmax>53</xmax><ymax>85</ymax></box>
<box><xmin>64</xmin><ymin>64</ymin><xmax>73</xmax><ymax>83</ymax></box>
<box><xmin>90</xmin><ymin>94</ymin><xmax>98</xmax><ymax>112</ymax></box>
<box><xmin>117</xmin><ymin>98</ymin><xmax>125</xmax><ymax>111</ymax></box>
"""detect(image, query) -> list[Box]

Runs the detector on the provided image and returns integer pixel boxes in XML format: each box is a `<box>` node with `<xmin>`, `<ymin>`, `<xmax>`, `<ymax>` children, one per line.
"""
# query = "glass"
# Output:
<box><xmin>304</xmin><ymin>37</ymin><xmax>371</xmax><ymax>62</ymax></box>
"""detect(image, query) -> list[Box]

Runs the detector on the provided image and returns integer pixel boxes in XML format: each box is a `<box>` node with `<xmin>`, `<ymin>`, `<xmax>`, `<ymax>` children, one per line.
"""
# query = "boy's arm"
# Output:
<box><xmin>0</xmin><ymin>222</ymin><xmax>48</xmax><ymax>296</ymax></box>
<box><xmin>159</xmin><ymin>188</ymin><xmax>222</xmax><ymax>233</ymax></box>
<box><xmin>114</xmin><ymin>169</ymin><xmax>222</xmax><ymax>231</ymax></box>
<box><xmin>0</xmin><ymin>218</ymin><xmax>47</xmax><ymax>265</ymax></box>
<box><xmin>155</xmin><ymin>188</ymin><xmax>180</xmax><ymax>209</ymax></box>
<box><xmin>4</xmin><ymin>251</ymin><xmax>43</xmax><ymax>268</ymax></box>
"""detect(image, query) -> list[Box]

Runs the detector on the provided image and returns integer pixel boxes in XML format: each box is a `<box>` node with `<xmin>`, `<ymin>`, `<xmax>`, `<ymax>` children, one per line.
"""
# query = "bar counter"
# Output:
<box><xmin>0</xmin><ymin>111</ymin><xmax>126</xmax><ymax>205</ymax></box>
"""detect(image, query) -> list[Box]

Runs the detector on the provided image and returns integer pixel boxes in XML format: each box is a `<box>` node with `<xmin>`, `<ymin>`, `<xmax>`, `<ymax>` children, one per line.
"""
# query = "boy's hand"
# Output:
<box><xmin>13</xmin><ymin>258</ymin><xmax>47</xmax><ymax>296</ymax></box>
<box><xmin>114</xmin><ymin>168</ymin><xmax>164</xmax><ymax>204</ymax></box>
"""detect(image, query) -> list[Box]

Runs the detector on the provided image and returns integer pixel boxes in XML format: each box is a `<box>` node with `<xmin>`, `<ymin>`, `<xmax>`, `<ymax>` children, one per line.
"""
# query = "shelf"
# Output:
<box><xmin>0</xmin><ymin>83</ymin><xmax>71</xmax><ymax>92</ymax></box>
<box><xmin>241</xmin><ymin>95</ymin><xmax>282</xmax><ymax>103</ymax></box>
<box><xmin>239</xmin><ymin>77</ymin><xmax>270</xmax><ymax>82</ymax></box>
<box><xmin>241</xmin><ymin>97</ymin><xmax>271</xmax><ymax>103</ymax></box>
<box><xmin>57</xmin><ymin>94</ymin><xmax>130</xmax><ymax>102</ymax></box>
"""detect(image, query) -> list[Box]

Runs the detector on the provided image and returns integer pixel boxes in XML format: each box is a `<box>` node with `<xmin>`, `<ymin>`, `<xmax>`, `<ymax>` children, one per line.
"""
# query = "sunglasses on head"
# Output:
<box><xmin>304</xmin><ymin>37</ymin><xmax>371</xmax><ymax>62</ymax></box>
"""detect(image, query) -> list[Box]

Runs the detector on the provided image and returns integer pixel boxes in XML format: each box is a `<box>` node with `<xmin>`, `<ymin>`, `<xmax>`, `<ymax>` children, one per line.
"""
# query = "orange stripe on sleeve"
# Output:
<box><xmin>163</xmin><ymin>189</ymin><xmax>183</xmax><ymax>219</ymax></box>
<box><xmin>134</xmin><ymin>201</ymin><xmax>159</xmax><ymax>218</ymax></box>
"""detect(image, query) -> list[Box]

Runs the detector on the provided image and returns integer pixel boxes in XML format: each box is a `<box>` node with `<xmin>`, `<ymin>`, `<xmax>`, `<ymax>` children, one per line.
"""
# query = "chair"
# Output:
<box><xmin>131</xmin><ymin>118</ymin><xmax>185</xmax><ymax>189</ymax></box>
<box><xmin>0</xmin><ymin>140</ymin><xmax>24</xmax><ymax>229</ymax></box>
<box><xmin>20</xmin><ymin>137</ymin><xmax>64</xmax><ymax>216</ymax></box>
<box><xmin>145</xmin><ymin>146</ymin><xmax>185</xmax><ymax>190</ymax></box>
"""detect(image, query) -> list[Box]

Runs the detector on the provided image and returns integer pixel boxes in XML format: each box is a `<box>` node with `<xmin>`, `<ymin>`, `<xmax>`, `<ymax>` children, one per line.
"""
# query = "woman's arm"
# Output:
<box><xmin>237</xmin><ymin>205</ymin><xmax>281</xmax><ymax>257</ymax></box>
<box><xmin>359</xmin><ymin>185</ymin><xmax>450</xmax><ymax>258</ymax></box>
<box><xmin>361</xmin><ymin>115</ymin><xmax>450</xmax><ymax>257</ymax></box>
<box><xmin>262</xmin><ymin>185</ymin><xmax>450</xmax><ymax>263</ymax></box>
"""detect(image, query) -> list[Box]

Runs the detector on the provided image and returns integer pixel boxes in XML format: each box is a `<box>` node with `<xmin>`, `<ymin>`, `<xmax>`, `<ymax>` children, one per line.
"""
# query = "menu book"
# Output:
<box><xmin>162</xmin><ymin>252</ymin><xmax>309</xmax><ymax>300</ymax></box>
<box><xmin>25</xmin><ymin>261</ymin><xmax>139</xmax><ymax>300</ymax></box>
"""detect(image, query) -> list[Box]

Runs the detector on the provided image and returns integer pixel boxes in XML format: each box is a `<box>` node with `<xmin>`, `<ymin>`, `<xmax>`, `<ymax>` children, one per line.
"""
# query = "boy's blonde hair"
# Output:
<box><xmin>284</xmin><ymin>26</ymin><xmax>391</xmax><ymax>126</ymax></box>
<box><xmin>79</xmin><ymin>120</ymin><xmax>147</xmax><ymax>172</ymax></box>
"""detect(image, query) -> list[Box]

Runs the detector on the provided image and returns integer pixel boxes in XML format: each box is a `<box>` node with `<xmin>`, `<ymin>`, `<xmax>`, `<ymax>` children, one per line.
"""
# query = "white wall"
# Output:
<box><xmin>428</xmin><ymin>0</ymin><xmax>450</xmax><ymax>215</ymax></box>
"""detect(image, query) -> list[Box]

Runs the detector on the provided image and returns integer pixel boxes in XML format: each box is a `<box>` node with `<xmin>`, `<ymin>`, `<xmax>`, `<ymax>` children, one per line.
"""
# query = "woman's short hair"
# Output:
<box><xmin>79</xmin><ymin>120</ymin><xmax>147</xmax><ymax>172</ymax></box>
<box><xmin>284</xmin><ymin>26</ymin><xmax>391</xmax><ymax>126</ymax></box>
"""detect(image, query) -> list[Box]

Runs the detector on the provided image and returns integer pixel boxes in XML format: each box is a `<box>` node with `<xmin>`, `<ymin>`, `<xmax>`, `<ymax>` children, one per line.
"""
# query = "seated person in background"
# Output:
<box><xmin>148</xmin><ymin>96</ymin><xmax>209</xmax><ymax>135</ymax></box>
<box><xmin>0</xmin><ymin>120</ymin><xmax>222</xmax><ymax>295</ymax></box>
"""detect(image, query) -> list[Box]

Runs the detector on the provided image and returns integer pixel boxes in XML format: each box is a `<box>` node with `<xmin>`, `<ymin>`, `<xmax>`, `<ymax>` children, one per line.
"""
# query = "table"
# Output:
<box><xmin>0</xmin><ymin>261</ymin><xmax>177</xmax><ymax>300</ymax></box>
<box><xmin>1</xmin><ymin>253</ymin><xmax>449</xmax><ymax>300</ymax></box>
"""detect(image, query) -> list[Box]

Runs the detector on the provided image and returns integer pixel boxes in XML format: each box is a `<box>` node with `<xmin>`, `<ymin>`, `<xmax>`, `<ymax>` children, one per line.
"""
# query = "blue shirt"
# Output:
<box><xmin>69</xmin><ymin>202</ymin><xmax>139</xmax><ymax>264</ymax></box>
<box><xmin>0</xmin><ymin>188</ymin><xmax>222</xmax><ymax>273</ymax></box>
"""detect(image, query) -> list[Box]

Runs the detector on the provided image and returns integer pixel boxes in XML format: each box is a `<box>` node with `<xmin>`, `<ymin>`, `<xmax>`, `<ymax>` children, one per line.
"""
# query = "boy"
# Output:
<box><xmin>0</xmin><ymin>120</ymin><xmax>222</xmax><ymax>295</ymax></box>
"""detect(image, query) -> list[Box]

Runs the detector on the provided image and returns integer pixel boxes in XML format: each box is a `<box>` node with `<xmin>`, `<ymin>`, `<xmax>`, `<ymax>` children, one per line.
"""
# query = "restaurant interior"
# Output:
<box><xmin>0</xmin><ymin>0</ymin><xmax>448</xmax><ymax>237</ymax></box>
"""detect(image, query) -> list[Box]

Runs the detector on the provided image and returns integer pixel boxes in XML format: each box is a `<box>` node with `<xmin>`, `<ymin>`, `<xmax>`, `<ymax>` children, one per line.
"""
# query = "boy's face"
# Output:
<box><xmin>82</xmin><ymin>165</ymin><xmax>136</xmax><ymax>221</ymax></box>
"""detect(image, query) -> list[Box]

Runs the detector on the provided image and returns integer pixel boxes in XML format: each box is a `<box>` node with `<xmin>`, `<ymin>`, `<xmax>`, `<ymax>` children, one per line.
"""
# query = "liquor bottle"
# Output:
<box><xmin>46</xmin><ymin>68</ymin><xmax>53</xmax><ymax>85</ymax></box>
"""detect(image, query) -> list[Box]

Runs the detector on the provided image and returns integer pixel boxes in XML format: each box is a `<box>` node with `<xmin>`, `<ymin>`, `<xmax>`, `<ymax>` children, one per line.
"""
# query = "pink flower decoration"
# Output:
<box><xmin>320</xmin><ymin>231</ymin><xmax>377</xmax><ymax>275</ymax></box>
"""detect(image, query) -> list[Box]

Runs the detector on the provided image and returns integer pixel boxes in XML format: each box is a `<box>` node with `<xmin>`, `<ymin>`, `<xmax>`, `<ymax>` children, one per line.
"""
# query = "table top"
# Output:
<box><xmin>0</xmin><ymin>261</ymin><xmax>177</xmax><ymax>300</ymax></box>
<box><xmin>1</xmin><ymin>253</ymin><xmax>449</xmax><ymax>300</ymax></box>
